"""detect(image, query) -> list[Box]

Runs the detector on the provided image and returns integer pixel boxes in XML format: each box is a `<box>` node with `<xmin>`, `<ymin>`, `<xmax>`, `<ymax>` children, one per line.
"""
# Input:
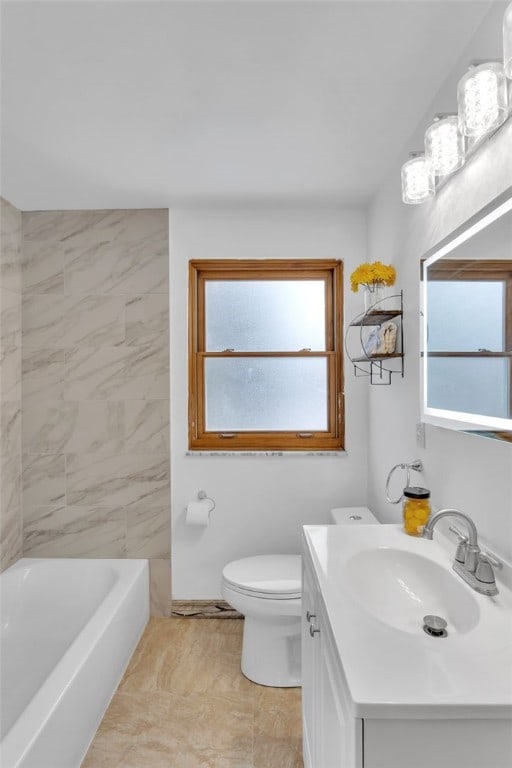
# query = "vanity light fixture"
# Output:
<box><xmin>504</xmin><ymin>2</ymin><xmax>512</xmax><ymax>78</ymax></box>
<box><xmin>424</xmin><ymin>113</ymin><xmax>465</xmax><ymax>177</ymax></box>
<box><xmin>457</xmin><ymin>60</ymin><xmax>508</xmax><ymax>138</ymax></box>
<box><xmin>401</xmin><ymin>152</ymin><xmax>435</xmax><ymax>205</ymax></box>
<box><xmin>401</xmin><ymin>4</ymin><xmax>512</xmax><ymax>205</ymax></box>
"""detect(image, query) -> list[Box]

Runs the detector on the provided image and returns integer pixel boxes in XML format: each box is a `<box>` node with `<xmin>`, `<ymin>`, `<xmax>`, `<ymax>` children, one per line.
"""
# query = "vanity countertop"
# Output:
<box><xmin>302</xmin><ymin>523</ymin><xmax>512</xmax><ymax>719</ymax></box>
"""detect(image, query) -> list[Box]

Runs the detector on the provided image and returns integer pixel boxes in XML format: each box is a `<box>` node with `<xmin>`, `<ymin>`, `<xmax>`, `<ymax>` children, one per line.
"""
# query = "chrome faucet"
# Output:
<box><xmin>422</xmin><ymin>508</ymin><xmax>498</xmax><ymax>596</ymax></box>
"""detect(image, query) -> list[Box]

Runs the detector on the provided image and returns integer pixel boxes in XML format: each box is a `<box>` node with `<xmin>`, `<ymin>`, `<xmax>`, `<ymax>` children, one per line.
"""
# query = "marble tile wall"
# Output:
<box><xmin>0</xmin><ymin>197</ymin><xmax>23</xmax><ymax>572</ymax></box>
<box><xmin>21</xmin><ymin>210</ymin><xmax>171</xmax><ymax>614</ymax></box>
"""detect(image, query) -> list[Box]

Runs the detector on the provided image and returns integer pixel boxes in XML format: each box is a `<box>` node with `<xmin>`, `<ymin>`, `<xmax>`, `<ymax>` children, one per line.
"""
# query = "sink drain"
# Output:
<box><xmin>423</xmin><ymin>615</ymin><xmax>448</xmax><ymax>638</ymax></box>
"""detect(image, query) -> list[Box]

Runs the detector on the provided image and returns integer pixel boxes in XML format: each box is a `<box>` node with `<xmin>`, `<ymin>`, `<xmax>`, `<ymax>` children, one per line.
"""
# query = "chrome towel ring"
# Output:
<box><xmin>385</xmin><ymin>460</ymin><xmax>423</xmax><ymax>504</ymax></box>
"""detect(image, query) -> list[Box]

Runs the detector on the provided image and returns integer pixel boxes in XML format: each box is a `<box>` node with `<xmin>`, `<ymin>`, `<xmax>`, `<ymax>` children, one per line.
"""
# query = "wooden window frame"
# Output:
<box><xmin>188</xmin><ymin>259</ymin><xmax>344</xmax><ymax>451</ymax></box>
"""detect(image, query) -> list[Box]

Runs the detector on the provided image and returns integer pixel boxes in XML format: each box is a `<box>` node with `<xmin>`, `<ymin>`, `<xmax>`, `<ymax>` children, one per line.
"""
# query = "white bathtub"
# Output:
<box><xmin>0</xmin><ymin>558</ymin><xmax>149</xmax><ymax>768</ymax></box>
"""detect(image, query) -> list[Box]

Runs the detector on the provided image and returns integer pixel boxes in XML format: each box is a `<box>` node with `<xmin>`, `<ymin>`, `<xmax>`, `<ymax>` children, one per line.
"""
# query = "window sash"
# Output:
<box><xmin>204</xmin><ymin>278</ymin><xmax>328</xmax><ymax>352</ymax></box>
<box><xmin>189</xmin><ymin>259</ymin><xmax>344</xmax><ymax>451</ymax></box>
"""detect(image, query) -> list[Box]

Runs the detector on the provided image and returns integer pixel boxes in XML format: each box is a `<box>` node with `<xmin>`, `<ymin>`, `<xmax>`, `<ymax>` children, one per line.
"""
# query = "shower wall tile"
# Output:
<box><xmin>126</xmin><ymin>506</ymin><xmax>170</xmax><ymax>559</ymax></box>
<box><xmin>65</xmin><ymin>340</ymin><xmax>169</xmax><ymax>401</ymax></box>
<box><xmin>1</xmin><ymin>342</ymin><xmax>22</xmax><ymax>402</ymax></box>
<box><xmin>23</xmin><ymin>505</ymin><xmax>126</xmax><ymax>558</ymax></box>
<box><xmin>22</xmin><ymin>400</ymin><xmax>78</xmax><ymax>453</ymax></box>
<box><xmin>0</xmin><ymin>454</ymin><xmax>21</xmax><ymax>515</ymax></box>
<box><xmin>64</xmin><ymin>238</ymin><xmax>169</xmax><ymax>295</ymax></box>
<box><xmin>23</xmin><ymin>400</ymin><xmax>124</xmax><ymax>455</ymax></box>
<box><xmin>123</xmin><ymin>400</ymin><xmax>170</xmax><ymax>454</ymax></box>
<box><xmin>0</xmin><ymin>503</ymin><xmax>22</xmax><ymax>570</ymax></box>
<box><xmin>22</xmin><ymin>453</ymin><xmax>66</xmax><ymax>507</ymax></box>
<box><xmin>22</xmin><ymin>347</ymin><xmax>66</xmax><ymax>380</ymax></box>
<box><xmin>149</xmin><ymin>558</ymin><xmax>172</xmax><ymax>617</ymax></box>
<box><xmin>62</xmin><ymin>210</ymin><xmax>169</xmax><ymax>295</ymax></box>
<box><xmin>65</xmin><ymin>401</ymin><xmax>124</xmax><ymax>454</ymax></box>
<box><xmin>21</xmin><ymin>209</ymin><xmax>170</xmax><ymax>610</ymax></box>
<box><xmin>22</xmin><ymin>241</ymin><xmax>64</xmax><ymax>294</ymax></box>
<box><xmin>22</xmin><ymin>348</ymin><xmax>66</xmax><ymax>403</ymax></box>
<box><xmin>1</xmin><ymin>288</ymin><xmax>22</xmax><ymax>339</ymax></box>
<box><xmin>22</xmin><ymin>295</ymin><xmax>125</xmax><ymax>348</ymax></box>
<box><xmin>65</xmin><ymin>346</ymin><xmax>128</xmax><ymax>400</ymax></box>
<box><xmin>1</xmin><ymin>402</ymin><xmax>21</xmax><ymax>455</ymax></box>
<box><xmin>64</xmin><ymin>242</ymin><xmax>125</xmax><ymax>295</ymax></box>
<box><xmin>23</xmin><ymin>210</ymin><xmax>112</xmax><ymax>244</ymax></box>
<box><xmin>65</xmin><ymin>295</ymin><xmax>125</xmax><ymax>346</ymax></box>
<box><xmin>22</xmin><ymin>294</ymin><xmax>69</xmax><ymax>348</ymax></box>
<box><xmin>0</xmin><ymin>197</ymin><xmax>22</xmax><ymax>572</ymax></box>
<box><xmin>22</xmin><ymin>377</ymin><xmax>65</xmax><ymax>404</ymax></box>
<box><xmin>0</xmin><ymin>455</ymin><xmax>22</xmax><ymax>570</ymax></box>
<box><xmin>125</xmin><ymin>293</ymin><xmax>169</xmax><ymax>346</ymax></box>
<box><xmin>66</xmin><ymin>452</ymin><xmax>170</xmax><ymax>508</ymax></box>
<box><xmin>0</xmin><ymin>198</ymin><xmax>22</xmax><ymax>293</ymax></box>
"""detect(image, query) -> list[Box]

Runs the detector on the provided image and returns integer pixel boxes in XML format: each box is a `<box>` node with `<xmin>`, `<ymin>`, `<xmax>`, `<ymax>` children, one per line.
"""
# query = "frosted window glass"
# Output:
<box><xmin>205</xmin><ymin>357</ymin><xmax>328</xmax><ymax>430</ymax></box>
<box><xmin>427</xmin><ymin>357</ymin><xmax>510</xmax><ymax>419</ymax></box>
<box><xmin>427</xmin><ymin>281</ymin><xmax>504</xmax><ymax>351</ymax></box>
<box><xmin>205</xmin><ymin>280</ymin><xmax>326</xmax><ymax>351</ymax></box>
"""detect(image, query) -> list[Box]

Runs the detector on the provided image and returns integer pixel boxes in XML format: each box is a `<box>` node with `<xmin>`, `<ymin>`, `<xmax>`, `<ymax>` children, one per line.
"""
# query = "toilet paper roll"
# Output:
<box><xmin>186</xmin><ymin>499</ymin><xmax>212</xmax><ymax>526</ymax></box>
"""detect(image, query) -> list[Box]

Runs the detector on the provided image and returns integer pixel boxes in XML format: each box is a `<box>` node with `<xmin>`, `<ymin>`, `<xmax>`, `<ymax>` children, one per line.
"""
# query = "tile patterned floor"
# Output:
<box><xmin>82</xmin><ymin>618</ymin><xmax>303</xmax><ymax>768</ymax></box>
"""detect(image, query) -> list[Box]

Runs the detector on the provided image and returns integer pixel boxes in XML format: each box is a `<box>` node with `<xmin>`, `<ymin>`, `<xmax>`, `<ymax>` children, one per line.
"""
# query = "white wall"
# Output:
<box><xmin>170</xmin><ymin>207</ymin><xmax>368</xmax><ymax>598</ymax></box>
<box><xmin>366</xmin><ymin>3</ymin><xmax>512</xmax><ymax>560</ymax></box>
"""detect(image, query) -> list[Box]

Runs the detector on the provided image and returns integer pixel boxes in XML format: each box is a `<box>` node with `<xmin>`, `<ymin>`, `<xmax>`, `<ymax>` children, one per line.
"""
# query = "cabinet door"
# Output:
<box><xmin>302</xmin><ymin>548</ymin><xmax>363</xmax><ymax>768</ymax></box>
<box><xmin>317</xmin><ymin>600</ymin><xmax>362</xmax><ymax>768</ymax></box>
<box><xmin>302</xmin><ymin>557</ymin><xmax>319</xmax><ymax>768</ymax></box>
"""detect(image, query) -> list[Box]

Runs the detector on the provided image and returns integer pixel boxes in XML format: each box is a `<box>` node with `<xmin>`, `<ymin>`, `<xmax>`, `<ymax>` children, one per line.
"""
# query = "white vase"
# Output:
<box><xmin>363</xmin><ymin>283</ymin><xmax>384</xmax><ymax>312</ymax></box>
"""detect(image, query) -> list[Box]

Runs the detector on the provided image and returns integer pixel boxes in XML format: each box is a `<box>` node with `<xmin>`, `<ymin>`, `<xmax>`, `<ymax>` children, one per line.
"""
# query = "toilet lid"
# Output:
<box><xmin>222</xmin><ymin>555</ymin><xmax>301</xmax><ymax>598</ymax></box>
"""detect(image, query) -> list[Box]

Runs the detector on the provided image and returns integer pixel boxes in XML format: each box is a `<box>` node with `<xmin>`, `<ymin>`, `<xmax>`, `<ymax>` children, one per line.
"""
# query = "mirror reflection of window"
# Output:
<box><xmin>426</xmin><ymin>264</ymin><xmax>512</xmax><ymax>420</ymax></box>
<box><xmin>428</xmin><ymin>357</ymin><xmax>509</xmax><ymax>419</ymax></box>
<box><xmin>428</xmin><ymin>281</ymin><xmax>504</xmax><ymax>352</ymax></box>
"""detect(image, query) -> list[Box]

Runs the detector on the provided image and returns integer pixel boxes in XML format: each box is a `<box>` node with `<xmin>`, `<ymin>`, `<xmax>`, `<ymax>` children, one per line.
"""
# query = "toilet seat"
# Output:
<box><xmin>222</xmin><ymin>555</ymin><xmax>301</xmax><ymax>600</ymax></box>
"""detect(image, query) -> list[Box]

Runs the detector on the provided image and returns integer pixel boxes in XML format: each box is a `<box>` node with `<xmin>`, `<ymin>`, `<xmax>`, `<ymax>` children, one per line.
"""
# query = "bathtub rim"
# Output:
<box><xmin>0</xmin><ymin>557</ymin><xmax>149</xmax><ymax>767</ymax></box>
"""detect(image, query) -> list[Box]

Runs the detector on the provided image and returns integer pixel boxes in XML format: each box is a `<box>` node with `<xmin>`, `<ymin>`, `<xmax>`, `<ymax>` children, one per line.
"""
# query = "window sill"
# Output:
<box><xmin>185</xmin><ymin>450</ymin><xmax>347</xmax><ymax>457</ymax></box>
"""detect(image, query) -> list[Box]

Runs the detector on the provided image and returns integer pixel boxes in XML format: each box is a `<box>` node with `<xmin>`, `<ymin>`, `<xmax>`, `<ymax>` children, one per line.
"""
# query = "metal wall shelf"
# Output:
<box><xmin>345</xmin><ymin>291</ymin><xmax>404</xmax><ymax>385</ymax></box>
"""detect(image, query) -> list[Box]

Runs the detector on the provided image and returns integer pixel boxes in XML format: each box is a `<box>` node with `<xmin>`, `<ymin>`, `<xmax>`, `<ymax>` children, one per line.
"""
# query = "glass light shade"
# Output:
<box><xmin>457</xmin><ymin>61</ymin><xmax>508</xmax><ymax>137</ymax></box>
<box><xmin>401</xmin><ymin>154</ymin><xmax>434</xmax><ymax>205</ymax></box>
<box><xmin>425</xmin><ymin>115</ymin><xmax>465</xmax><ymax>177</ymax></box>
<box><xmin>505</xmin><ymin>2</ymin><xmax>512</xmax><ymax>79</ymax></box>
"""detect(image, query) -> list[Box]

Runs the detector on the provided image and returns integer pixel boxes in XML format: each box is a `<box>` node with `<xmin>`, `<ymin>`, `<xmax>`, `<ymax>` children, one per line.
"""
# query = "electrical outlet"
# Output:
<box><xmin>416</xmin><ymin>420</ymin><xmax>426</xmax><ymax>448</ymax></box>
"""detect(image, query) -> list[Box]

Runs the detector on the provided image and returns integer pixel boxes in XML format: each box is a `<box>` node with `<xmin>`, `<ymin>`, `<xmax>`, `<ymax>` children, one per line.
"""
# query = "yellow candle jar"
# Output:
<box><xmin>402</xmin><ymin>487</ymin><xmax>431</xmax><ymax>536</ymax></box>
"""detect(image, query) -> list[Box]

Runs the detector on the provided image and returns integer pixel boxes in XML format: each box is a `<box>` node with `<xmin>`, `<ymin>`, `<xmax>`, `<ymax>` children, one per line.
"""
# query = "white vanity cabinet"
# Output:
<box><xmin>302</xmin><ymin>527</ymin><xmax>512</xmax><ymax>768</ymax></box>
<box><xmin>302</xmin><ymin>554</ymin><xmax>362</xmax><ymax>768</ymax></box>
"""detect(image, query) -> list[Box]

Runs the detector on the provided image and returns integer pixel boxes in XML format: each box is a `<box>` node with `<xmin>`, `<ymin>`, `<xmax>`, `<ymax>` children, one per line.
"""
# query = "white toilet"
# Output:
<box><xmin>221</xmin><ymin>506</ymin><xmax>379</xmax><ymax>687</ymax></box>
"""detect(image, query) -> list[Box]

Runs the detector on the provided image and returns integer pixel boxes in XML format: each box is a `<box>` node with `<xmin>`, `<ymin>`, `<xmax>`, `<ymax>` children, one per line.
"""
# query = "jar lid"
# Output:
<box><xmin>403</xmin><ymin>486</ymin><xmax>430</xmax><ymax>499</ymax></box>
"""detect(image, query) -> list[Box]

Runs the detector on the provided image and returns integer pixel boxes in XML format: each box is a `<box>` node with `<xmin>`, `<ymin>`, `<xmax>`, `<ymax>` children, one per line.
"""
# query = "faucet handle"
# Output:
<box><xmin>450</xmin><ymin>524</ymin><xmax>469</xmax><ymax>563</ymax></box>
<box><xmin>454</xmin><ymin>537</ymin><xmax>468</xmax><ymax>564</ymax></box>
<box><xmin>463</xmin><ymin>544</ymin><xmax>480</xmax><ymax>573</ymax></box>
<box><xmin>475</xmin><ymin>553</ymin><xmax>497</xmax><ymax>585</ymax></box>
<box><xmin>449</xmin><ymin>524</ymin><xmax>468</xmax><ymax>541</ymax></box>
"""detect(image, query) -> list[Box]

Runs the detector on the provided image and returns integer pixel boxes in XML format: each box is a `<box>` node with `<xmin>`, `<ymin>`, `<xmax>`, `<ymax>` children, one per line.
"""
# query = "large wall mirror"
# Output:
<box><xmin>422</xmin><ymin>186</ymin><xmax>512</xmax><ymax>442</ymax></box>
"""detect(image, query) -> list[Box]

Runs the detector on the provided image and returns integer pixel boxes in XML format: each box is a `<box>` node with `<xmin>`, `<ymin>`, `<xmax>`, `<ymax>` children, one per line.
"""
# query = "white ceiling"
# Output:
<box><xmin>0</xmin><ymin>1</ymin><xmax>495</xmax><ymax>210</ymax></box>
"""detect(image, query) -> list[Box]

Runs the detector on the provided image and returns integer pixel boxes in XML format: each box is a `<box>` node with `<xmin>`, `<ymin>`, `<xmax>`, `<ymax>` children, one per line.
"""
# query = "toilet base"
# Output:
<box><xmin>241</xmin><ymin>614</ymin><xmax>301</xmax><ymax>687</ymax></box>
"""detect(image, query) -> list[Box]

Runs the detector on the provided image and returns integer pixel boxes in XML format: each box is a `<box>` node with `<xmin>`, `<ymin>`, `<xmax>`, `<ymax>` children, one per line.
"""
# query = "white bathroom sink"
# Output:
<box><xmin>343</xmin><ymin>547</ymin><xmax>480</xmax><ymax>634</ymax></box>
<box><xmin>303</xmin><ymin>523</ymin><xmax>512</xmax><ymax>718</ymax></box>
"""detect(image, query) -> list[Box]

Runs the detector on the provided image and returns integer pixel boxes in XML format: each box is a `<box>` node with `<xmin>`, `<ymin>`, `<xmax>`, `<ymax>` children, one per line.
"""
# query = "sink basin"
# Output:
<box><xmin>343</xmin><ymin>547</ymin><xmax>480</xmax><ymax>634</ymax></box>
<box><xmin>303</xmin><ymin>523</ymin><xmax>512</xmax><ymax>718</ymax></box>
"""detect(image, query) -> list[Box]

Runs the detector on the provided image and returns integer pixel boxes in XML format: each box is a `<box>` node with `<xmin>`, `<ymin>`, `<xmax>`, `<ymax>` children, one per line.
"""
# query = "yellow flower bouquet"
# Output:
<box><xmin>350</xmin><ymin>261</ymin><xmax>396</xmax><ymax>292</ymax></box>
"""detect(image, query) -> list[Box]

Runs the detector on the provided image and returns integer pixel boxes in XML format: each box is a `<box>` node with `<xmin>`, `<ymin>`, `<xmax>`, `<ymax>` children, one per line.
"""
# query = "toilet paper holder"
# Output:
<box><xmin>185</xmin><ymin>490</ymin><xmax>216</xmax><ymax>526</ymax></box>
<box><xmin>197</xmin><ymin>489</ymin><xmax>216</xmax><ymax>511</ymax></box>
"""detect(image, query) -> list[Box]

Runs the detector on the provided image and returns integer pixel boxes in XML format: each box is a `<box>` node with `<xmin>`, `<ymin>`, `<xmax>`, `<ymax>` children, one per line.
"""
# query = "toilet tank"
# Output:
<box><xmin>330</xmin><ymin>506</ymin><xmax>379</xmax><ymax>525</ymax></box>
